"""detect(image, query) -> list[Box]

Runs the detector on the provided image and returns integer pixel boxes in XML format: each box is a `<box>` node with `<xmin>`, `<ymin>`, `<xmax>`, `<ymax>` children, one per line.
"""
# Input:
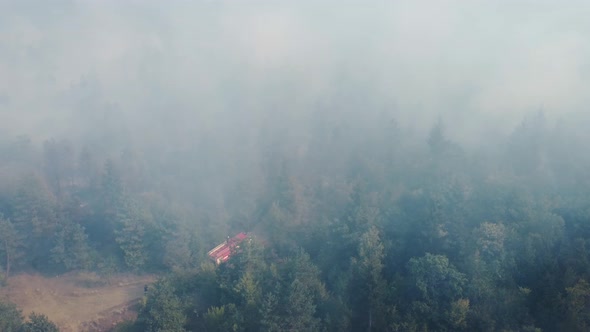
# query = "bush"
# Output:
<box><xmin>21</xmin><ymin>312</ymin><xmax>59</xmax><ymax>332</ymax></box>
<box><xmin>0</xmin><ymin>300</ymin><xmax>23</xmax><ymax>332</ymax></box>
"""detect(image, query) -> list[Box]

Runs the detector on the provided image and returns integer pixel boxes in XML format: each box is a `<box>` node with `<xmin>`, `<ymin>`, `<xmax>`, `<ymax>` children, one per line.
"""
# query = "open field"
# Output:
<box><xmin>0</xmin><ymin>272</ymin><xmax>155</xmax><ymax>332</ymax></box>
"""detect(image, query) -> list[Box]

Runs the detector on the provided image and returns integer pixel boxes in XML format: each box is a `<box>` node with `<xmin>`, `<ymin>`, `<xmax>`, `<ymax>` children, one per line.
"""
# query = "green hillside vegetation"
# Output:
<box><xmin>1</xmin><ymin>113</ymin><xmax>590</xmax><ymax>331</ymax></box>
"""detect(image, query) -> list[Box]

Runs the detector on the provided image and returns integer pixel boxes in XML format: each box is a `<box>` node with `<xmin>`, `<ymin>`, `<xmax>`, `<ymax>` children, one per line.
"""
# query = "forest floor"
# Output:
<box><xmin>0</xmin><ymin>271</ymin><xmax>155</xmax><ymax>332</ymax></box>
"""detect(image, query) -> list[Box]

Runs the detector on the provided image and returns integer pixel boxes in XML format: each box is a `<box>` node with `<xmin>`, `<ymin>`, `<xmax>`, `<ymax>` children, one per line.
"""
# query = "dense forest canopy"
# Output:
<box><xmin>2</xmin><ymin>1</ymin><xmax>590</xmax><ymax>331</ymax></box>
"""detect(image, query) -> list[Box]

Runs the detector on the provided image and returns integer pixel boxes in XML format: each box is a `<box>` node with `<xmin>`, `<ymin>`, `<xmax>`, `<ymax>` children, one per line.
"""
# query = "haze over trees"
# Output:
<box><xmin>2</xmin><ymin>1</ymin><xmax>590</xmax><ymax>331</ymax></box>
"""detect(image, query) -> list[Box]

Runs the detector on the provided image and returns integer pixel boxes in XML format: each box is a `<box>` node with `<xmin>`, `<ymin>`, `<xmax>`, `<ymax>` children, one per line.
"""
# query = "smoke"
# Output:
<box><xmin>1</xmin><ymin>0</ymin><xmax>589</xmax><ymax>144</ymax></box>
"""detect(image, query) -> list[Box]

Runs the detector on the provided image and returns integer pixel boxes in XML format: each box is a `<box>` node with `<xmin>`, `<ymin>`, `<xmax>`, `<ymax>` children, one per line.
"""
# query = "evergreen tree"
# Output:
<box><xmin>115</xmin><ymin>199</ymin><xmax>148</xmax><ymax>271</ymax></box>
<box><xmin>565</xmin><ymin>279</ymin><xmax>590</xmax><ymax>331</ymax></box>
<box><xmin>407</xmin><ymin>253</ymin><xmax>468</xmax><ymax>330</ymax></box>
<box><xmin>0</xmin><ymin>215</ymin><xmax>21</xmax><ymax>278</ymax></box>
<box><xmin>137</xmin><ymin>279</ymin><xmax>187</xmax><ymax>332</ymax></box>
<box><xmin>0</xmin><ymin>300</ymin><xmax>23</xmax><ymax>332</ymax></box>
<box><xmin>51</xmin><ymin>220</ymin><xmax>92</xmax><ymax>270</ymax></box>
<box><xmin>351</xmin><ymin>226</ymin><xmax>388</xmax><ymax>331</ymax></box>
<box><xmin>284</xmin><ymin>278</ymin><xmax>320</xmax><ymax>331</ymax></box>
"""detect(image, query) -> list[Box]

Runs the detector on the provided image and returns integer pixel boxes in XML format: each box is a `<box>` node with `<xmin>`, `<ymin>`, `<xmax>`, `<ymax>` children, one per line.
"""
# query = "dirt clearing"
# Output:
<box><xmin>0</xmin><ymin>272</ymin><xmax>155</xmax><ymax>332</ymax></box>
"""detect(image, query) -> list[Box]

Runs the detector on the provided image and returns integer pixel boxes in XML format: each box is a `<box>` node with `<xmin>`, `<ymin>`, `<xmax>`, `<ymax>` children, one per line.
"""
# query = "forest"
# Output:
<box><xmin>2</xmin><ymin>111</ymin><xmax>590</xmax><ymax>332</ymax></box>
<box><xmin>2</xmin><ymin>1</ymin><xmax>590</xmax><ymax>331</ymax></box>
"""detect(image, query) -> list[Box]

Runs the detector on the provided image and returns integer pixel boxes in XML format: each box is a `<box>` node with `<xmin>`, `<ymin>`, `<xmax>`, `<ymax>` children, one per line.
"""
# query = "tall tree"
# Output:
<box><xmin>0</xmin><ymin>215</ymin><xmax>21</xmax><ymax>278</ymax></box>
<box><xmin>11</xmin><ymin>173</ymin><xmax>57</xmax><ymax>238</ymax></box>
<box><xmin>100</xmin><ymin>159</ymin><xmax>124</xmax><ymax>217</ymax></box>
<box><xmin>115</xmin><ymin>199</ymin><xmax>148</xmax><ymax>271</ymax></box>
<box><xmin>351</xmin><ymin>226</ymin><xmax>388</xmax><ymax>331</ymax></box>
<box><xmin>284</xmin><ymin>278</ymin><xmax>320</xmax><ymax>331</ymax></box>
<box><xmin>564</xmin><ymin>279</ymin><xmax>590</xmax><ymax>331</ymax></box>
<box><xmin>137</xmin><ymin>278</ymin><xmax>187</xmax><ymax>332</ymax></box>
<box><xmin>51</xmin><ymin>220</ymin><xmax>92</xmax><ymax>270</ymax></box>
<box><xmin>407</xmin><ymin>253</ymin><xmax>468</xmax><ymax>330</ymax></box>
<box><xmin>0</xmin><ymin>300</ymin><xmax>23</xmax><ymax>332</ymax></box>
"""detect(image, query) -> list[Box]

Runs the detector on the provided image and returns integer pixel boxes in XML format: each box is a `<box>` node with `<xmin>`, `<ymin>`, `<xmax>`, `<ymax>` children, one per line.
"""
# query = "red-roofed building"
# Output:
<box><xmin>207</xmin><ymin>232</ymin><xmax>248</xmax><ymax>264</ymax></box>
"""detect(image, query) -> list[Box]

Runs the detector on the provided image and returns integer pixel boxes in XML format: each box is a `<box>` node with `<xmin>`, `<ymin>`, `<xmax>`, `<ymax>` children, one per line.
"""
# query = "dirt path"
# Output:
<box><xmin>0</xmin><ymin>272</ymin><xmax>155</xmax><ymax>332</ymax></box>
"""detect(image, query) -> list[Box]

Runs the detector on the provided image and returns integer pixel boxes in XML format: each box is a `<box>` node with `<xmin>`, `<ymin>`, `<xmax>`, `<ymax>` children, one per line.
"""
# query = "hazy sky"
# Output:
<box><xmin>1</xmin><ymin>1</ymin><xmax>589</xmax><ymax>142</ymax></box>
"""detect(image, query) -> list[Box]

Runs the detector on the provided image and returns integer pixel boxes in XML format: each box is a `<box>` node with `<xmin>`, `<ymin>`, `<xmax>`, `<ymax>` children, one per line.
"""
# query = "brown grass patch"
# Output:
<box><xmin>0</xmin><ymin>271</ymin><xmax>155</xmax><ymax>332</ymax></box>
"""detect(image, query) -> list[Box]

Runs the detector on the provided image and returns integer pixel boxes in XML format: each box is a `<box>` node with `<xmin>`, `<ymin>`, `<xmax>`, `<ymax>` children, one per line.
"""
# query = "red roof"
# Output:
<box><xmin>208</xmin><ymin>232</ymin><xmax>248</xmax><ymax>264</ymax></box>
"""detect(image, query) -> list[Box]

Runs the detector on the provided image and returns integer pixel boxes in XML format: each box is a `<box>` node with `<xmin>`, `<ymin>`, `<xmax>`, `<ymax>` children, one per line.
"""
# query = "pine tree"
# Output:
<box><xmin>115</xmin><ymin>199</ymin><xmax>148</xmax><ymax>271</ymax></box>
<box><xmin>137</xmin><ymin>279</ymin><xmax>187</xmax><ymax>332</ymax></box>
<box><xmin>0</xmin><ymin>215</ymin><xmax>21</xmax><ymax>278</ymax></box>
<box><xmin>351</xmin><ymin>226</ymin><xmax>388</xmax><ymax>331</ymax></box>
<box><xmin>51</xmin><ymin>220</ymin><xmax>92</xmax><ymax>270</ymax></box>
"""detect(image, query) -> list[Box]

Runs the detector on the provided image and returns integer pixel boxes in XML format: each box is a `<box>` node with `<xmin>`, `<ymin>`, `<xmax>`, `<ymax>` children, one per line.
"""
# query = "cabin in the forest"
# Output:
<box><xmin>207</xmin><ymin>232</ymin><xmax>248</xmax><ymax>264</ymax></box>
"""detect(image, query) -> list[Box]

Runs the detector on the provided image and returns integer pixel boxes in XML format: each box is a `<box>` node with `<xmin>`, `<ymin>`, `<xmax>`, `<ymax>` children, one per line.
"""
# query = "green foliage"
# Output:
<box><xmin>0</xmin><ymin>300</ymin><xmax>23</xmax><ymax>332</ymax></box>
<box><xmin>204</xmin><ymin>304</ymin><xmax>243</xmax><ymax>332</ymax></box>
<box><xmin>408</xmin><ymin>253</ymin><xmax>468</xmax><ymax>331</ymax></box>
<box><xmin>100</xmin><ymin>159</ymin><xmax>124</xmax><ymax>214</ymax></box>
<box><xmin>51</xmin><ymin>220</ymin><xmax>91</xmax><ymax>270</ymax></box>
<box><xmin>449</xmin><ymin>298</ymin><xmax>470</xmax><ymax>329</ymax></box>
<box><xmin>21</xmin><ymin>312</ymin><xmax>59</xmax><ymax>332</ymax></box>
<box><xmin>350</xmin><ymin>226</ymin><xmax>389</xmax><ymax>331</ymax></box>
<box><xmin>565</xmin><ymin>279</ymin><xmax>590</xmax><ymax>331</ymax></box>
<box><xmin>11</xmin><ymin>174</ymin><xmax>57</xmax><ymax>234</ymax></box>
<box><xmin>192</xmin><ymin>245</ymin><xmax>330</xmax><ymax>331</ymax></box>
<box><xmin>260</xmin><ymin>291</ymin><xmax>282</xmax><ymax>331</ymax></box>
<box><xmin>408</xmin><ymin>253</ymin><xmax>467</xmax><ymax>303</ymax></box>
<box><xmin>163</xmin><ymin>227</ymin><xmax>198</xmax><ymax>271</ymax></box>
<box><xmin>137</xmin><ymin>278</ymin><xmax>187</xmax><ymax>332</ymax></box>
<box><xmin>115</xmin><ymin>199</ymin><xmax>148</xmax><ymax>271</ymax></box>
<box><xmin>284</xmin><ymin>278</ymin><xmax>321</xmax><ymax>331</ymax></box>
<box><xmin>4</xmin><ymin>111</ymin><xmax>590</xmax><ymax>331</ymax></box>
<box><xmin>10</xmin><ymin>174</ymin><xmax>57</xmax><ymax>271</ymax></box>
<box><xmin>0</xmin><ymin>300</ymin><xmax>59</xmax><ymax>332</ymax></box>
<box><xmin>0</xmin><ymin>215</ymin><xmax>21</xmax><ymax>278</ymax></box>
<box><xmin>96</xmin><ymin>255</ymin><xmax>118</xmax><ymax>282</ymax></box>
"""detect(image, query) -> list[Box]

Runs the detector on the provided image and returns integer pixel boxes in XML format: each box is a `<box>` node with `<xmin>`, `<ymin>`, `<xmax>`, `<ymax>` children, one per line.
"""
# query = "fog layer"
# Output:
<box><xmin>2</xmin><ymin>1</ymin><xmax>590</xmax><ymax>143</ymax></box>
